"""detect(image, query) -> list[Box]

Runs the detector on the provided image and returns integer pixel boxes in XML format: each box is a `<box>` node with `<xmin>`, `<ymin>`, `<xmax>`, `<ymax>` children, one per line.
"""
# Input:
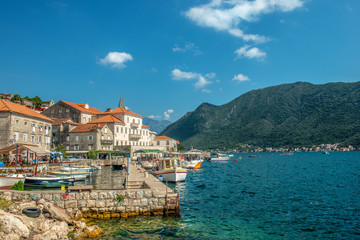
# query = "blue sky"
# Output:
<box><xmin>1</xmin><ymin>0</ymin><xmax>359</xmax><ymax>122</ymax></box>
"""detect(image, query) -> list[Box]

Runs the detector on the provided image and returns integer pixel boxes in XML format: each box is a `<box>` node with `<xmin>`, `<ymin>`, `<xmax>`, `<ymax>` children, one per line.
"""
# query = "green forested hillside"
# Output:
<box><xmin>160</xmin><ymin>82</ymin><xmax>360</xmax><ymax>149</ymax></box>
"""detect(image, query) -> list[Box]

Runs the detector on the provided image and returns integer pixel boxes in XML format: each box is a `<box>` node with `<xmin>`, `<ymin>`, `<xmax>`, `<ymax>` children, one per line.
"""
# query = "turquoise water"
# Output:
<box><xmin>95</xmin><ymin>152</ymin><xmax>360</xmax><ymax>239</ymax></box>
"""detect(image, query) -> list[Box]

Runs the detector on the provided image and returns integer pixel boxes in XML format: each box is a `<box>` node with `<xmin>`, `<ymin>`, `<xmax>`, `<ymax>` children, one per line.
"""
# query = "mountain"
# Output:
<box><xmin>142</xmin><ymin>117</ymin><xmax>171</xmax><ymax>134</ymax></box>
<box><xmin>160</xmin><ymin>82</ymin><xmax>360</xmax><ymax>149</ymax></box>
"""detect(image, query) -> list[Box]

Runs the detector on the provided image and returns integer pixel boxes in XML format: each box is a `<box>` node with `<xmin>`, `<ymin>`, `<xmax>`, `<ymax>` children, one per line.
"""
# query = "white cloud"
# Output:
<box><xmin>173</xmin><ymin>42</ymin><xmax>202</xmax><ymax>55</ymax></box>
<box><xmin>164</xmin><ymin>109</ymin><xmax>174</xmax><ymax>120</ymax></box>
<box><xmin>233</xmin><ymin>73</ymin><xmax>250</xmax><ymax>83</ymax></box>
<box><xmin>202</xmin><ymin>89</ymin><xmax>212</xmax><ymax>93</ymax></box>
<box><xmin>99</xmin><ymin>52</ymin><xmax>133</xmax><ymax>68</ymax></box>
<box><xmin>148</xmin><ymin>115</ymin><xmax>161</xmax><ymax>119</ymax></box>
<box><xmin>185</xmin><ymin>0</ymin><xmax>304</xmax><ymax>42</ymax></box>
<box><xmin>171</xmin><ymin>69</ymin><xmax>213</xmax><ymax>89</ymax></box>
<box><xmin>235</xmin><ymin>45</ymin><xmax>266</xmax><ymax>60</ymax></box>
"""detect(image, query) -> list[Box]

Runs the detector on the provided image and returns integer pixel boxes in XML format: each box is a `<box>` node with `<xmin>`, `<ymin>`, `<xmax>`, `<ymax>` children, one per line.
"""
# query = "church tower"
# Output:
<box><xmin>119</xmin><ymin>96</ymin><xmax>125</xmax><ymax>109</ymax></box>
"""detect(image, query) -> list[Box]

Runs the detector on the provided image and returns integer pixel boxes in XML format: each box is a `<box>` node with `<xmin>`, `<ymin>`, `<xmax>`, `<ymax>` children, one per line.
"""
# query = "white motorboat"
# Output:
<box><xmin>151</xmin><ymin>153</ymin><xmax>187</xmax><ymax>182</ymax></box>
<box><xmin>181</xmin><ymin>149</ymin><xmax>204</xmax><ymax>169</ymax></box>
<box><xmin>0</xmin><ymin>174</ymin><xmax>25</xmax><ymax>189</ymax></box>
<box><xmin>209</xmin><ymin>153</ymin><xmax>230</xmax><ymax>162</ymax></box>
<box><xmin>46</xmin><ymin>174</ymin><xmax>87</xmax><ymax>181</ymax></box>
<box><xmin>60</xmin><ymin>166</ymin><xmax>93</xmax><ymax>172</ymax></box>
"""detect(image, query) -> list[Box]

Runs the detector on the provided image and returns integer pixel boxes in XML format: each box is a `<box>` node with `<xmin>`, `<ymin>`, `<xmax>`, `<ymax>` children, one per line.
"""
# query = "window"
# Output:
<box><xmin>88</xmin><ymin>145</ymin><xmax>92</xmax><ymax>150</ymax></box>
<box><xmin>83</xmin><ymin>117</ymin><xmax>86</xmax><ymax>122</ymax></box>
<box><xmin>166</xmin><ymin>141</ymin><xmax>169</xmax><ymax>146</ymax></box>
<box><xmin>157</xmin><ymin>141</ymin><xmax>160</xmax><ymax>146</ymax></box>
<box><xmin>116</xmin><ymin>127</ymin><xmax>119</xmax><ymax>133</ymax></box>
<box><xmin>75</xmin><ymin>136</ymin><xmax>79</xmax><ymax>141</ymax></box>
<box><xmin>31</xmin><ymin>135</ymin><xmax>35</xmax><ymax>143</ymax></box>
<box><xmin>121</xmin><ymin>127</ymin><xmax>123</xmax><ymax>133</ymax></box>
<box><xmin>66</xmin><ymin>145</ymin><xmax>69</xmax><ymax>151</ymax></box>
<box><xmin>107</xmin><ymin>136</ymin><xmax>110</xmax><ymax>140</ymax></box>
<box><xmin>14</xmin><ymin>132</ymin><xmax>19</xmax><ymax>141</ymax></box>
<box><xmin>105</xmin><ymin>127</ymin><xmax>108</xmax><ymax>133</ymax></box>
<box><xmin>88</xmin><ymin>136</ymin><xmax>93</xmax><ymax>141</ymax></box>
<box><xmin>38</xmin><ymin>136</ymin><xmax>42</xmax><ymax>143</ymax></box>
<box><xmin>66</xmin><ymin>136</ymin><xmax>70</xmax><ymax>141</ymax></box>
<box><xmin>51</xmin><ymin>110</ymin><xmax>54</xmax><ymax>113</ymax></box>
<box><xmin>39</xmin><ymin>125</ymin><xmax>43</xmax><ymax>133</ymax></box>
<box><xmin>101</xmin><ymin>135</ymin><xmax>104</xmax><ymax>140</ymax></box>
<box><xmin>32</xmin><ymin>124</ymin><xmax>36</xmax><ymax>133</ymax></box>
<box><xmin>45</xmin><ymin>126</ymin><xmax>49</xmax><ymax>135</ymax></box>
<box><xmin>74</xmin><ymin>145</ymin><xmax>79</xmax><ymax>150</ymax></box>
<box><xmin>15</xmin><ymin>119</ymin><xmax>19</xmax><ymax>124</ymax></box>
<box><xmin>59</xmin><ymin>109</ymin><xmax>62</xmax><ymax>113</ymax></box>
<box><xmin>116</xmin><ymin>141</ymin><xmax>119</xmax><ymax>146</ymax></box>
<box><xmin>66</xmin><ymin>109</ymin><xmax>70</xmax><ymax>113</ymax></box>
<box><xmin>24</xmin><ymin>121</ymin><xmax>27</xmax><ymax>126</ymax></box>
<box><xmin>23</xmin><ymin>134</ymin><xmax>27</xmax><ymax>142</ymax></box>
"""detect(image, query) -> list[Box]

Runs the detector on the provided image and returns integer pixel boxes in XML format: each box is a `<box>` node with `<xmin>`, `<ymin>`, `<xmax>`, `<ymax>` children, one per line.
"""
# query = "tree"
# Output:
<box><xmin>177</xmin><ymin>144</ymin><xmax>185</xmax><ymax>152</ymax></box>
<box><xmin>87</xmin><ymin>150</ymin><xmax>97</xmax><ymax>159</ymax></box>
<box><xmin>32</xmin><ymin>96</ymin><xmax>43</xmax><ymax>108</ymax></box>
<box><xmin>10</xmin><ymin>94</ymin><xmax>22</xmax><ymax>103</ymax></box>
<box><xmin>55</xmin><ymin>143</ymin><xmax>68</xmax><ymax>157</ymax></box>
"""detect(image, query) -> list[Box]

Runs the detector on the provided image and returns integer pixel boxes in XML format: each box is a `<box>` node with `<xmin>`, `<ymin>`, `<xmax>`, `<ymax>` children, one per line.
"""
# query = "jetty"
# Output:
<box><xmin>0</xmin><ymin>161</ymin><xmax>180</xmax><ymax>220</ymax></box>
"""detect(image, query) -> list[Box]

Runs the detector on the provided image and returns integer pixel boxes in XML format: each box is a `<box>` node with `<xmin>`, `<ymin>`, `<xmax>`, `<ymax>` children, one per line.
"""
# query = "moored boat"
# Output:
<box><xmin>46</xmin><ymin>174</ymin><xmax>87</xmax><ymax>181</ymax></box>
<box><xmin>151</xmin><ymin>153</ymin><xmax>187</xmax><ymax>182</ymax></box>
<box><xmin>0</xmin><ymin>174</ymin><xmax>26</xmax><ymax>189</ymax></box>
<box><xmin>24</xmin><ymin>176</ymin><xmax>75</xmax><ymax>188</ymax></box>
<box><xmin>209</xmin><ymin>153</ymin><xmax>230</xmax><ymax>162</ymax></box>
<box><xmin>181</xmin><ymin>149</ymin><xmax>204</xmax><ymax>169</ymax></box>
<box><xmin>60</xmin><ymin>166</ymin><xmax>93</xmax><ymax>172</ymax></box>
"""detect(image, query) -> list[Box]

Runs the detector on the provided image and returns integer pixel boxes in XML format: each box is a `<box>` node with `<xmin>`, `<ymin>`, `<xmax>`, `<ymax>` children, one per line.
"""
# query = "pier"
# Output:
<box><xmin>0</xmin><ymin>161</ymin><xmax>180</xmax><ymax>219</ymax></box>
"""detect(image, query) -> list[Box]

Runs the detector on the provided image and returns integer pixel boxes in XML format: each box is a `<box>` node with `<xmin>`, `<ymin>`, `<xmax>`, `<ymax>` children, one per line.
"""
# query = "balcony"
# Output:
<box><xmin>130</xmin><ymin>123</ymin><xmax>139</xmax><ymax>128</ymax></box>
<box><xmin>101</xmin><ymin>140</ymin><xmax>114</xmax><ymax>145</ymax></box>
<box><xmin>129</xmin><ymin>134</ymin><xmax>141</xmax><ymax>140</ymax></box>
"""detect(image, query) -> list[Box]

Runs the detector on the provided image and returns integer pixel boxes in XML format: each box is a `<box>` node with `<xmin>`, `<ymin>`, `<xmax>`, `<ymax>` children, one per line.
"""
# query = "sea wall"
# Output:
<box><xmin>0</xmin><ymin>188</ymin><xmax>179</xmax><ymax>219</ymax></box>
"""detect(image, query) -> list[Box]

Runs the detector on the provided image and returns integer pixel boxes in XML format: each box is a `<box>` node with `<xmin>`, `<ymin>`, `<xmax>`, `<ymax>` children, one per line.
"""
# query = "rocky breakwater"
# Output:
<box><xmin>0</xmin><ymin>191</ymin><xmax>102</xmax><ymax>239</ymax></box>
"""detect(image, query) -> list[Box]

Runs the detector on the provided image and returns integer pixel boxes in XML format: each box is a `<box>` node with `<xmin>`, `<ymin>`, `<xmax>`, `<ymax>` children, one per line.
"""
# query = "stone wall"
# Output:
<box><xmin>0</xmin><ymin>188</ymin><xmax>179</xmax><ymax>219</ymax></box>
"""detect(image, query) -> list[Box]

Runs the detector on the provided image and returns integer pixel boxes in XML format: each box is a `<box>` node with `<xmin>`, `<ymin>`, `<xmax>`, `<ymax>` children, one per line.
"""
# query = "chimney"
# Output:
<box><xmin>106</xmin><ymin>108</ymin><xmax>112</xmax><ymax>112</ymax></box>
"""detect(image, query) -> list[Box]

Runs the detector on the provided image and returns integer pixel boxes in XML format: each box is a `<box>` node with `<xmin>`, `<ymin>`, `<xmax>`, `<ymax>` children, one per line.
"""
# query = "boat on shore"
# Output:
<box><xmin>46</xmin><ymin>174</ymin><xmax>87</xmax><ymax>181</ymax></box>
<box><xmin>0</xmin><ymin>174</ymin><xmax>26</xmax><ymax>189</ymax></box>
<box><xmin>151</xmin><ymin>153</ymin><xmax>187</xmax><ymax>182</ymax></box>
<box><xmin>181</xmin><ymin>150</ymin><xmax>204</xmax><ymax>169</ymax></box>
<box><xmin>209</xmin><ymin>153</ymin><xmax>230</xmax><ymax>162</ymax></box>
<box><xmin>24</xmin><ymin>176</ymin><xmax>75</xmax><ymax>188</ymax></box>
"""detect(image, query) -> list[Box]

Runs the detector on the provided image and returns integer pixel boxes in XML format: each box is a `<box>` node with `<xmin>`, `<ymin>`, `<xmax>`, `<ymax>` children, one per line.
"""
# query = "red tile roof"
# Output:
<box><xmin>0</xmin><ymin>100</ymin><xmax>53</xmax><ymax>122</ymax></box>
<box><xmin>51</xmin><ymin>118</ymin><xmax>72</xmax><ymax>126</ymax></box>
<box><xmin>61</xmin><ymin>100</ymin><xmax>103</xmax><ymax>115</ymax></box>
<box><xmin>88</xmin><ymin>115</ymin><xmax>124</xmax><ymax>124</ymax></box>
<box><xmin>70</xmin><ymin>123</ymin><xmax>106</xmax><ymax>133</ymax></box>
<box><xmin>155</xmin><ymin>136</ymin><xmax>173</xmax><ymax>140</ymax></box>
<box><xmin>98</xmin><ymin>107</ymin><xmax>142</xmax><ymax>118</ymax></box>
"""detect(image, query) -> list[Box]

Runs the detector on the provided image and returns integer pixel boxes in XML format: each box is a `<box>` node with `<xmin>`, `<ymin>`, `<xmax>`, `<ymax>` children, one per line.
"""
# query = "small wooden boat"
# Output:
<box><xmin>25</xmin><ymin>176</ymin><xmax>75</xmax><ymax>188</ymax></box>
<box><xmin>46</xmin><ymin>174</ymin><xmax>87</xmax><ymax>181</ymax></box>
<box><xmin>0</xmin><ymin>174</ymin><xmax>26</xmax><ymax>189</ymax></box>
<box><xmin>151</xmin><ymin>153</ymin><xmax>187</xmax><ymax>182</ymax></box>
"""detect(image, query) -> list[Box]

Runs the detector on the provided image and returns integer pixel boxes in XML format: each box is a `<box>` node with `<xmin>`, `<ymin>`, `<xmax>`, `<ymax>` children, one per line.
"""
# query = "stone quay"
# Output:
<box><xmin>0</xmin><ymin>162</ymin><xmax>180</xmax><ymax>220</ymax></box>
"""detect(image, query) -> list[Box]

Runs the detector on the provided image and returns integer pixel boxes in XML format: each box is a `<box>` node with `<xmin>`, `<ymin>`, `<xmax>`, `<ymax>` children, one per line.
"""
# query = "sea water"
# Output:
<box><xmin>92</xmin><ymin>152</ymin><xmax>360</xmax><ymax>239</ymax></box>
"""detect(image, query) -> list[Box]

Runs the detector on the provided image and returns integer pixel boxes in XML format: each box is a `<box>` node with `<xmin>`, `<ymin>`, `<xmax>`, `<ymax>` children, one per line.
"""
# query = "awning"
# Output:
<box><xmin>134</xmin><ymin>149</ymin><xmax>163</xmax><ymax>153</ymax></box>
<box><xmin>50</xmin><ymin>151</ymin><xmax>63</xmax><ymax>155</ymax></box>
<box><xmin>0</xmin><ymin>144</ymin><xmax>50</xmax><ymax>156</ymax></box>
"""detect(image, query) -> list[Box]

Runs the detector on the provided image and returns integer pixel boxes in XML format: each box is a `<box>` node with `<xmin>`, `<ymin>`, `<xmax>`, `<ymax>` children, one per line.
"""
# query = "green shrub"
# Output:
<box><xmin>11</xmin><ymin>180</ymin><xmax>24</xmax><ymax>191</ymax></box>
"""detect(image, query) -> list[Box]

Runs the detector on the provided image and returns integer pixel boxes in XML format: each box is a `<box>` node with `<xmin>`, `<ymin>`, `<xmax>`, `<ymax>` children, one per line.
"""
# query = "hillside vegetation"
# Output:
<box><xmin>160</xmin><ymin>82</ymin><xmax>360</xmax><ymax>149</ymax></box>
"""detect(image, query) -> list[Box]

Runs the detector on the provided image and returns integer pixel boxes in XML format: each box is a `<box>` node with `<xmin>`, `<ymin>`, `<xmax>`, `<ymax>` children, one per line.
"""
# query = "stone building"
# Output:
<box><xmin>51</xmin><ymin>118</ymin><xmax>79</xmax><ymax>148</ymax></box>
<box><xmin>0</xmin><ymin>100</ymin><xmax>53</xmax><ymax>151</ymax></box>
<box><xmin>42</xmin><ymin>100</ymin><xmax>103</xmax><ymax>124</ymax></box>
<box><xmin>66</xmin><ymin>123</ymin><xmax>114</xmax><ymax>155</ymax></box>
<box><xmin>154</xmin><ymin>136</ymin><xmax>178</xmax><ymax>152</ymax></box>
<box><xmin>92</xmin><ymin>98</ymin><xmax>152</xmax><ymax>148</ymax></box>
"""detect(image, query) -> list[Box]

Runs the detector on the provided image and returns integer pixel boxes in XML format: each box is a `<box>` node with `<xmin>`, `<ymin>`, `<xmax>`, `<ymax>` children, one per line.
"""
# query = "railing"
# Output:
<box><xmin>129</xmin><ymin>134</ymin><xmax>141</xmax><ymax>140</ymax></box>
<box><xmin>101</xmin><ymin>140</ymin><xmax>114</xmax><ymax>145</ymax></box>
<box><xmin>130</xmin><ymin>123</ymin><xmax>139</xmax><ymax>128</ymax></box>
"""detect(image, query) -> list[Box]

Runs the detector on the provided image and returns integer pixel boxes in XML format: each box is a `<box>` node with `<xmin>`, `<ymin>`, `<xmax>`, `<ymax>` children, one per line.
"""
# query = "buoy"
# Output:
<box><xmin>235</xmin><ymin>159</ymin><xmax>238</xmax><ymax>161</ymax></box>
